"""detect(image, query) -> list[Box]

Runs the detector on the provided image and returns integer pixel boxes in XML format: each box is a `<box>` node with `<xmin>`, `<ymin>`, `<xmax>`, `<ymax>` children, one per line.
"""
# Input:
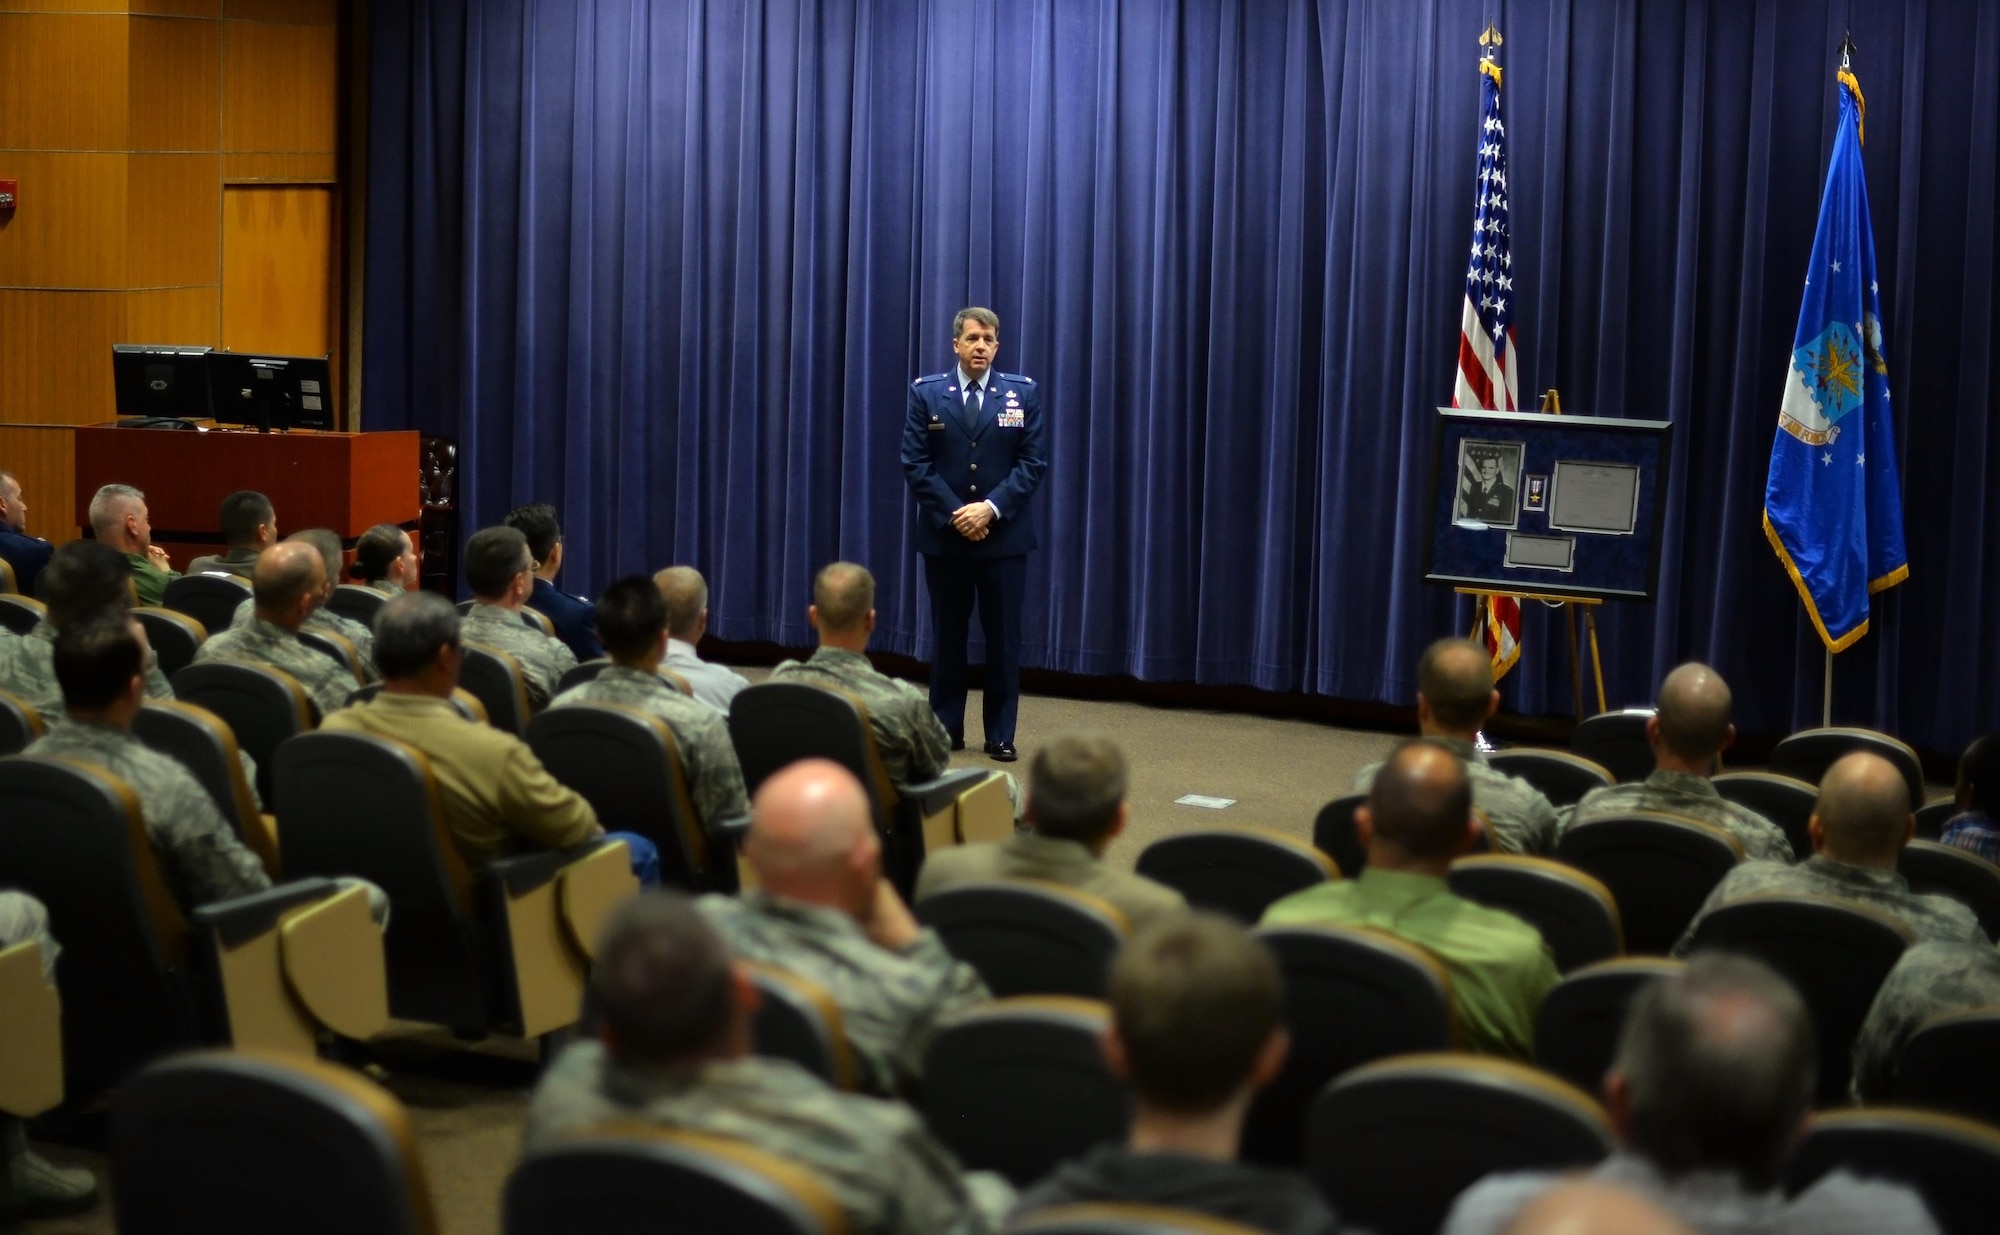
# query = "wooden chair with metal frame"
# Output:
<box><xmin>1134</xmin><ymin>826</ymin><xmax>1337</xmax><ymax>923</ymax></box>
<box><xmin>915</xmin><ymin>880</ymin><xmax>1129</xmax><ymax>998</ymax></box>
<box><xmin>746</xmin><ymin>962</ymin><xmax>859</xmax><ymax>1092</ymax></box>
<box><xmin>1786</xmin><ymin>1107</ymin><xmax>2000</xmax><ymax>1235</ymax></box>
<box><xmin>1448</xmin><ymin>854</ymin><xmax>1623</xmax><ymax>973</ymax></box>
<box><xmin>0</xmin><ymin>686</ymin><xmax>44</xmax><ymax>756</ymax></box>
<box><xmin>1711</xmin><ymin>771</ymin><xmax>1818</xmax><ymax>861</ymax></box>
<box><xmin>133</xmin><ymin>606</ymin><xmax>207</xmax><ymax>678</ymax></box>
<box><xmin>172</xmin><ymin>660</ymin><xmax>317</xmax><ymax>807</ymax></box>
<box><xmin>0</xmin><ymin>591</ymin><xmax>44</xmax><ymax>636</ymax></box>
<box><xmin>1898</xmin><ymin>839</ymin><xmax>2000</xmax><ymax>942</ymax></box>
<box><xmin>1553</xmin><ymin>811</ymin><xmax>1743</xmax><ymax>956</ymax></box>
<box><xmin>1532</xmin><ymin>957</ymin><xmax>1683</xmax><ymax>1094</ymax></box>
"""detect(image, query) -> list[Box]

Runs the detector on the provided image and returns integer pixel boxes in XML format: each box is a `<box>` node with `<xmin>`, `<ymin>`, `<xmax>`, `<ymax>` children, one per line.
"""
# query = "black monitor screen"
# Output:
<box><xmin>112</xmin><ymin>345</ymin><xmax>214</xmax><ymax>420</ymax></box>
<box><xmin>208</xmin><ymin>353</ymin><xmax>335</xmax><ymax>431</ymax></box>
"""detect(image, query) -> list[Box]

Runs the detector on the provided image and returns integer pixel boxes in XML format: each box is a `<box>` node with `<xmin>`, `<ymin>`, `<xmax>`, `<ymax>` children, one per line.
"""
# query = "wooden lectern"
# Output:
<box><xmin>73</xmin><ymin>427</ymin><xmax>421</xmax><ymax>565</ymax></box>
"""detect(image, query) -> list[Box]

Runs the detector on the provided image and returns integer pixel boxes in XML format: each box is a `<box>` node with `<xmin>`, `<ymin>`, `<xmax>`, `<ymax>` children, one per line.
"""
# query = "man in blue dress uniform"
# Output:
<box><xmin>900</xmin><ymin>308</ymin><xmax>1048</xmax><ymax>762</ymax></box>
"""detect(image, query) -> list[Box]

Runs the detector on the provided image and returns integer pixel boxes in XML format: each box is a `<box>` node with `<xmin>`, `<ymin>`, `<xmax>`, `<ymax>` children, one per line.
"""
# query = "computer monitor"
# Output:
<box><xmin>112</xmin><ymin>345</ymin><xmax>214</xmax><ymax>421</ymax></box>
<box><xmin>207</xmin><ymin>352</ymin><xmax>335</xmax><ymax>432</ymax></box>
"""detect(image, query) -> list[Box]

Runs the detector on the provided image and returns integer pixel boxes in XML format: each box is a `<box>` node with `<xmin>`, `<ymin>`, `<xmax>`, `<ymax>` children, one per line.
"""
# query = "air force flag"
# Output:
<box><xmin>1764</xmin><ymin>67</ymin><xmax>1908</xmax><ymax>653</ymax></box>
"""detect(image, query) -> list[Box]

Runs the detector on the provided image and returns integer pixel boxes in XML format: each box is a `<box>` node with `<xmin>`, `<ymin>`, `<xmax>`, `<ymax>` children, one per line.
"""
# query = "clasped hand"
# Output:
<box><xmin>951</xmin><ymin>501</ymin><xmax>993</xmax><ymax>541</ymax></box>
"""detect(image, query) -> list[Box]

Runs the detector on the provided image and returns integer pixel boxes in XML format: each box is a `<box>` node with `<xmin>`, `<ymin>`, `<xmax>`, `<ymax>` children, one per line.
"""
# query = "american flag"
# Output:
<box><xmin>1453</xmin><ymin>48</ymin><xmax>1522</xmax><ymax>676</ymax></box>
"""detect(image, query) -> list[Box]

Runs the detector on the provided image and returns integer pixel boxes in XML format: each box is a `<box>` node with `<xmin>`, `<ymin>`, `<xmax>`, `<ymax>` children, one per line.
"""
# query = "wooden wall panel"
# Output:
<box><xmin>127</xmin><ymin>287</ymin><xmax>221</xmax><ymax>349</ymax></box>
<box><xmin>224</xmin><ymin>0</ymin><xmax>335</xmax><ymax>23</ymax></box>
<box><xmin>132</xmin><ymin>0</ymin><xmax>223</xmax><ymax>15</ymax></box>
<box><xmin>222</xmin><ymin>19</ymin><xmax>337</xmax><ymax>154</ymax></box>
<box><xmin>0</xmin><ymin>154</ymin><xmax>128</xmax><ymax>289</ymax></box>
<box><xmin>224</xmin><ymin>152</ymin><xmax>337</xmax><ymax>182</ymax></box>
<box><xmin>126</xmin><ymin>154</ymin><xmax>223</xmax><ymax>289</ymax></box>
<box><xmin>0</xmin><ymin>292</ymin><xmax>125</xmax><ymax>424</ymax></box>
<box><xmin>0</xmin><ymin>426</ymin><xmax>78</xmax><ymax>544</ymax></box>
<box><xmin>129</xmin><ymin>15</ymin><xmax>222</xmax><ymax>153</ymax></box>
<box><xmin>0</xmin><ymin>14</ymin><xmax>129</xmax><ymax>151</ymax></box>
<box><xmin>221</xmin><ymin>185</ymin><xmax>331</xmax><ymax>356</ymax></box>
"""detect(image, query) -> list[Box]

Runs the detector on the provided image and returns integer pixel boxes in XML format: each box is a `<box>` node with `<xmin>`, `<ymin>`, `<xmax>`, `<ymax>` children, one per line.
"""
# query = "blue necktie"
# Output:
<box><xmin>961</xmin><ymin>379</ymin><xmax>983</xmax><ymax>436</ymax></box>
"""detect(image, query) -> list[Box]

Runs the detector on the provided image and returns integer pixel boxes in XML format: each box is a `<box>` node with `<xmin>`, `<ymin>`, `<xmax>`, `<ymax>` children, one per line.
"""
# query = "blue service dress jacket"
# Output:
<box><xmin>900</xmin><ymin>370</ymin><xmax>1049</xmax><ymax>559</ymax></box>
<box><xmin>528</xmin><ymin>576</ymin><xmax>603</xmax><ymax>662</ymax></box>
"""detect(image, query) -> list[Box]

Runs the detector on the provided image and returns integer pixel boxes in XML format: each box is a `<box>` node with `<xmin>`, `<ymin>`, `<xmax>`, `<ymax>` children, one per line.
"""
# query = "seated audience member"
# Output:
<box><xmin>1674</xmin><ymin>752</ymin><xmax>1984</xmax><ymax>954</ymax></box>
<box><xmin>654</xmin><ymin>565</ymin><xmax>750</xmax><ymax>712</ymax></box>
<box><xmin>505</xmin><ymin>502</ymin><xmax>602</xmax><ymax>662</ymax></box>
<box><xmin>0</xmin><ymin>892</ymin><xmax>95</xmax><ymax>1218</ymax></box>
<box><xmin>523</xmin><ymin>891</ymin><xmax>1010</xmax><ymax>1234</ymax></box>
<box><xmin>1851</xmin><ymin>940</ymin><xmax>2000</xmax><ymax>1101</ymax></box>
<box><xmin>1443</xmin><ymin>954</ymin><xmax>1940</xmax><ymax>1235</ymax></box>
<box><xmin>699</xmin><ymin>759</ymin><xmax>988</xmax><ymax>1098</ymax></box>
<box><xmin>230</xmin><ymin>529</ymin><xmax>380</xmax><ymax>683</ymax></box>
<box><xmin>461</xmin><ymin>526</ymin><xmax>578</xmax><ymax>709</ymax></box>
<box><xmin>351</xmin><ymin>523</ymin><xmax>420</xmax><ymax>596</ymax></box>
<box><xmin>87</xmin><ymin>483</ymin><xmax>177</xmax><ymax>606</ymax></box>
<box><xmin>0</xmin><ymin>470</ymin><xmax>52</xmax><ymax>598</ymax></box>
<box><xmin>1501</xmin><ymin>1182</ymin><xmax>1695</xmax><ymax>1235</ymax></box>
<box><xmin>192</xmin><ymin>541</ymin><xmax>356</xmax><ymax>719</ymax></box>
<box><xmin>1938</xmin><ymin>732</ymin><xmax>2000</xmax><ymax>862</ymax></box>
<box><xmin>1354</xmin><ymin>638</ymin><xmax>1558</xmax><ymax>854</ymax></box>
<box><xmin>548</xmin><ymin>576</ymin><xmax>749</xmax><ymax>829</ymax></box>
<box><xmin>1263</xmin><ymin>739</ymin><xmax>1558</xmax><ymax>1058</ymax></box>
<box><xmin>916</xmin><ymin>730</ymin><xmax>1187</xmax><ymax>931</ymax></box>
<box><xmin>771</xmin><ymin>562</ymin><xmax>952</xmax><ymax>788</ymax></box>
<box><xmin>1010</xmin><ymin>914</ymin><xmax>1342</xmax><ymax>1235</ymax></box>
<box><xmin>1564</xmin><ymin>664</ymin><xmax>1792</xmax><ymax>862</ymax></box>
<box><xmin>0</xmin><ymin>540</ymin><xmax>173</xmax><ymax>714</ymax></box>
<box><xmin>185</xmin><ymin>489</ymin><xmax>277</xmax><ymax>579</ymax></box>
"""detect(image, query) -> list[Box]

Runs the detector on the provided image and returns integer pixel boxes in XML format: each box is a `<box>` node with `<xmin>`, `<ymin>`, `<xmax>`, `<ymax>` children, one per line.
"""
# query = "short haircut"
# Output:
<box><xmin>1369</xmin><ymin>738</ymin><xmax>1474</xmax><ymax>858</ymax></box>
<box><xmin>1655</xmin><ymin>664</ymin><xmax>1733</xmax><ymax>762</ymax></box>
<box><xmin>1027</xmin><ymin>731</ymin><xmax>1128</xmax><ymax>844</ymax></box>
<box><xmin>1959</xmin><ymin>733</ymin><xmax>2000</xmax><ymax>817</ymax></box>
<box><xmin>87</xmin><ymin>483</ymin><xmax>145</xmax><ymax>537</ymax></box>
<box><xmin>953</xmin><ymin>306</ymin><xmax>1000</xmax><ymax>338</ymax></box>
<box><xmin>352</xmin><ymin>523</ymin><xmax>411</xmax><ymax>582</ymax></box>
<box><xmin>812</xmin><ymin>562</ymin><xmax>874</xmax><ymax>632</ymax></box>
<box><xmin>1418</xmin><ymin>637</ymin><xmax>1495</xmax><ymax>730</ymax></box>
<box><xmin>218</xmin><ymin>490</ymin><xmax>274</xmax><ymax>547</ymax></box>
<box><xmin>596</xmin><ymin>575</ymin><xmax>670</xmax><ymax>662</ymax></box>
<box><xmin>41</xmin><ymin>540</ymin><xmax>134</xmax><ymax>630</ymax></box>
<box><xmin>1614</xmin><ymin>953</ymin><xmax>1816</xmax><ymax>1190</ymax></box>
<box><xmin>1814</xmin><ymin>752</ymin><xmax>1913</xmax><ymax>859</ymax></box>
<box><xmin>590</xmin><ymin>890</ymin><xmax>736</xmax><ymax>1063</ymax></box>
<box><xmin>464</xmin><ymin>526</ymin><xmax>532</xmax><ymax>598</ymax></box>
<box><xmin>372</xmin><ymin>590</ymin><xmax>461</xmax><ymax>679</ymax></box>
<box><xmin>252</xmin><ymin>543</ymin><xmax>321</xmax><ymax>613</ymax></box>
<box><xmin>654</xmin><ymin>566</ymin><xmax>708</xmax><ymax>639</ymax></box>
<box><xmin>53</xmin><ymin>610</ymin><xmax>144</xmax><ymax>711</ymax></box>
<box><xmin>1109</xmin><ymin>914</ymin><xmax>1283</xmax><ymax>1113</ymax></box>
<box><xmin>286</xmin><ymin>528</ymin><xmax>343</xmax><ymax>586</ymax></box>
<box><xmin>504</xmin><ymin>502</ymin><xmax>562</xmax><ymax>564</ymax></box>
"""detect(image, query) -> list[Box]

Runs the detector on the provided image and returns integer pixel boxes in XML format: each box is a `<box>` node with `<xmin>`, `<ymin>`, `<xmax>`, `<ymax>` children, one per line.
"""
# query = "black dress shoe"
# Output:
<box><xmin>984</xmin><ymin>741</ymin><xmax>1018</xmax><ymax>762</ymax></box>
<box><xmin>950</xmin><ymin>736</ymin><xmax>965</xmax><ymax>751</ymax></box>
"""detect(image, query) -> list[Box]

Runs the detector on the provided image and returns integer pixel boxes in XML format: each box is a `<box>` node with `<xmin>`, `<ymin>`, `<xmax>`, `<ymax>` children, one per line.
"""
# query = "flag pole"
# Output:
<box><xmin>1823</xmin><ymin>649</ymin><xmax>1833</xmax><ymax>727</ymax></box>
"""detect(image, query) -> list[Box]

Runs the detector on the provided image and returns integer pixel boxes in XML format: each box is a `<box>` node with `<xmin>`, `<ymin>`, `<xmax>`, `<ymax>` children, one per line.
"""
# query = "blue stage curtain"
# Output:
<box><xmin>364</xmin><ymin>0</ymin><xmax>2000</xmax><ymax>754</ymax></box>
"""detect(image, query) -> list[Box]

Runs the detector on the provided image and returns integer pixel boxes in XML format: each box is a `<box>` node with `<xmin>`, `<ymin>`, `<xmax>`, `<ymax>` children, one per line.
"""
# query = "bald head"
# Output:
<box><xmin>1654</xmin><ymin>664</ymin><xmax>1734</xmax><ymax>763</ymax></box>
<box><xmin>1813</xmin><ymin>751</ymin><xmax>1914</xmax><ymax>864</ymax></box>
<box><xmin>251</xmin><ymin>541</ymin><xmax>324</xmax><ymax>627</ymax></box>
<box><xmin>1417</xmin><ymin>637</ymin><xmax>1498</xmax><ymax>734</ymax></box>
<box><xmin>654</xmin><ymin>566</ymin><xmax>709</xmax><ymax>640</ymax></box>
<box><xmin>1503</xmin><ymin>1181</ymin><xmax>1696</xmax><ymax>1235</ymax></box>
<box><xmin>745</xmin><ymin>759</ymin><xmax>879</xmax><ymax>910</ymax></box>
<box><xmin>1366</xmin><ymin>739</ymin><xmax>1475</xmax><ymax>864</ymax></box>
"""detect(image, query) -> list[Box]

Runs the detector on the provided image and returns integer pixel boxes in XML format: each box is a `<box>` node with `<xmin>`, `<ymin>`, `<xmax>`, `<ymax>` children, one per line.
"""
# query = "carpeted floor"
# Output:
<box><xmin>19</xmin><ymin>681</ymin><xmax>1400</xmax><ymax>1235</ymax></box>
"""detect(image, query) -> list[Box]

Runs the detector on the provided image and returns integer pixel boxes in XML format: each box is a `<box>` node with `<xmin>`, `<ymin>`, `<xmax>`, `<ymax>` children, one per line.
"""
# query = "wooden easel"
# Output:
<box><xmin>1457</xmin><ymin>589</ymin><xmax>1607</xmax><ymax>721</ymax></box>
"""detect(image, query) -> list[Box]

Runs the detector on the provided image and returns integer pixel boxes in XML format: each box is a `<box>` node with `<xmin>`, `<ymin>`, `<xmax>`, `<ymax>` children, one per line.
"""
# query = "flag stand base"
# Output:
<box><xmin>1457</xmin><ymin>588</ymin><xmax>1607</xmax><ymax>721</ymax></box>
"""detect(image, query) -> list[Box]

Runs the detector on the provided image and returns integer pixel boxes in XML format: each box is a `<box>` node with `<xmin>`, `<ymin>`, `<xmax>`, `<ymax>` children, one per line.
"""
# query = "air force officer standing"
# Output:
<box><xmin>901</xmin><ymin>308</ymin><xmax>1048</xmax><ymax>762</ymax></box>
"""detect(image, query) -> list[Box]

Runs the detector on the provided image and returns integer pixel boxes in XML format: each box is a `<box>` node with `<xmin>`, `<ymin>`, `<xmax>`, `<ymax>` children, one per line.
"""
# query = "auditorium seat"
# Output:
<box><xmin>0</xmin><ymin>755</ymin><xmax>387</xmax><ymax>1090</ymax></box>
<box><xmin>460</xmin><ymin>642</ymin><xmax>533</xmax><ymax>732</ymax></box>
<box><xmin>921</xmin><ymin>996</ymin><xmax>1131</xmax><ymax>1187</ymax></box>
<box><xmin>113</xmin><ymin>1051</ymin><xmax>440</xmax><ymax>1235</ymax></box>
<box><xmin>1133</xmin><ymin>826</ymin><xmax>1336</xmax><ymax>922</ymax></box>
<box><xmin>1011</xmin><ymin>1204</ymin><xmax>1266</xmax><ymax>1235</ymax></box>
<box><xmin>0</xmin><ymin>936</ymin><xmax>62</xmax><ymax>1119</ymax></box>
<box><xmin>1569</xmin><ymin>709</ymin><xmax>1657</xmax><ymax>784</ymax></box>
<box><xmin>1447</xmin><ymin>854</ymin><xmax>1623</xmax><ymax>972</ymax></box>
<box><xmin>915</xmin><ymin>880</ymin><xmax>1127</xmax><ymax>998</ymax></box>
<box><xmin>746</xmin><ymin>962</ymin><xmax>858</xmax><ymax>1091</ymax></box>
<box><xmin>0</xmin><ymin>592</ymin><xmax>44</xmax><ymax>636</ymax></box>
<box><xmin>134</xmin><ymin>606</ymin><xmax>207</xmax><ymax>678</ymax></box>
<box><xmin>505</xmin><ymin>1125</ymin><xmax>844</xmax><ymax>1235</ymax></box>
<box><xmin>163</xmin><ymin>573</ymin><xmax>253</xmax><ymax>636</ymax></box>
<box><xmin>1899</xmin><ymin>840</ymin><xmax>2000</xmax><ymax>941</ymax></box>
<box><xmin>556</xmin><ymin>657</ymin><xmax>614</xmax><ymax>695</ymax></box>
<box><xmin>133</xmin><ymin>699</ymin><xmax>279</xmax><ymax>875</ymax></box>
<box><xmin>1683</xmin><ymin>895</ymin><xmax>1912</xmax><ymax>1105</ymax></box>
<box><xmin>527</xmin><ymin>702</ymin><xmax>736</xmax><ymax>891</ymax></box>
<box><xmin>1770</xmin><ymin>726</ymin><xmax>1928</xmax><ymax>815</ymax></box>
<box><xmin>1310</xmin><ymin>794</ymin><xmax>1368</xmax><ymax>877</ymax></box>
<box><xmin>0</xmin><ymin>687</ymin><xmax>44</xmax><ymax>756</ymax></box>
<box><xmin>1242</xmin><ymin>925</ymin><xmax>1454</xmax><ymax>1168</ymax></box>
<box><xmin>1305</xmin><ymin>1054</ymin><xmax>1614</xmax><ymax>1235</ymax></box>
<box><xmin>298</xmin><ymin>627</ymin><xmax>364</xmax><ymax>685</ymax></box>
<box><xmin>1710</xmin><ymin>771</ymin><xmax>1817</xmax><ymax>860</ymax></box>
<box><xmin>1533</xmin><ymin>957</ymin><xmax>1682</xmax><ymax>1093</ymax></box>
<box><xmin>1486</xmin><ymin>749</ymin><xmax>1615</xmax><ymax>808</ymax></box>
<box><xmin>729</xmin><ymin>682</ymin><xmax>1001</xmax><ymax>893</ymax></box>
<box><xmin>274</xmin><ymin>729</ymin><xmax>637</xmax><ymax>1041</ymax></box>
<box><xmin>326</xmin><ymin>583</ymin><xmax>388</xmax><ymax>626</ymax></box>
<box><xmin>1915</xmin><ymin>797</ymin><xmax>1958</xmax><ymax>841</ymax></box>
<box><xmin>0</xmin><ymin>556</ymin><xmax>13</xmax><ymax>593</ymax></box>
<box><xmin>173</xmin><ymin>661</ymin><xmax>315</xmax><ymax>805</ymax></box>
<box><xmin>1554</xmin><ymin>812</ymin><xmax>1742</xmax><ymax>954</ymax></box>
<box><xmin>1889</xmin><ymin>1010</ymin><xmax>2000</xmax><ymax>1124</ymax></box>
<box><xmin>1786</xmin><ymin>1107</ymin><xmax>2000</xmax><ymax>1235</ymax></box>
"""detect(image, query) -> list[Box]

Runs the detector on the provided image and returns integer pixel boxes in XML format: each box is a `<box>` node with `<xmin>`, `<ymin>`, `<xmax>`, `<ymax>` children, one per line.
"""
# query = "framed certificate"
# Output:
<box><xmin>1549</xmin><ymin>461</ymin><xmax>1642</xmax><ymax>535</ymax></box>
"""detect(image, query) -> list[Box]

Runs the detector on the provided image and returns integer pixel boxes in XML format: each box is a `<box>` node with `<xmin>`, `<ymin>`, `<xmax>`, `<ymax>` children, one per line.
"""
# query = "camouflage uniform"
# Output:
<box><xmin>524</xmin><ymin>1043</ymin><xmax>1011</xmax><ymax>1235</ymax></box>
<box><xmin>1852</xmin><ymin>941</ymin><xmax>2000</xmax><ymax>1100</ymax></box>
<box><xmin>364</xmin><ymin>579</ymin><xmax>404</xmax><ymax>598</ymax></box>
<box><xmin>228</xmin><ymin>598</ymin><xmax>381</xmax><ymax>684</ymax></box>
<box><xmin>0</xmin><ymin>619</ymin><xmax>174</xmax><ymax>717</ymax></box>
<box><xmin>1564</xmin><ymin>769</ymin><xmax>1794</xmax><ymax>863</ymax></box>
<box><xmin>1356</xmin><ymin>737</ymin><xmax>1560</xmax><ymax>855</ymax></box>
<box><xmin>193</xmin><ymin>616</ymin><xmax>356</xmax><ymax>719</ymax></box>
<box><xmin>0</xmin><ymin>890</ymin><xmax>57</xmax><ymax>982</ymax></box>
<box><xmin>770</xmin><ymin>647</ymin><xmax>952</xmax><ymax>787</ymax></box>
<box><xmin>1674</xmin><ymin>854</ymin><xmax>1988</xmax><ymax>956</ymax></box>
<box><xmin>698</xmin><ymin>891</ymin><xmax>990</xmax><ymax>1099</ymax></box>
<box><xmin>463</xmin><ymin>602</ymin><xmax>577</xmax><ymax>710</ymax></box>
<box><xmin>548</xmin><ymin>666</ymin><xmax>750</xmax><ymax>825</ymax></box>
